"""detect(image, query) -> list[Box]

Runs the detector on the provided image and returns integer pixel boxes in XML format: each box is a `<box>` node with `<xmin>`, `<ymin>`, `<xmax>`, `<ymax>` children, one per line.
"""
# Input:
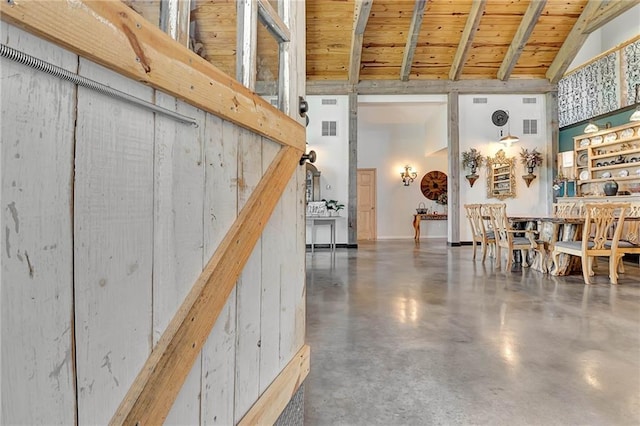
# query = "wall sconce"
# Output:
<box><xmin>400</xmin><ymin>165</ymin><xmax>417</xmax><ymax>186</ymax></box>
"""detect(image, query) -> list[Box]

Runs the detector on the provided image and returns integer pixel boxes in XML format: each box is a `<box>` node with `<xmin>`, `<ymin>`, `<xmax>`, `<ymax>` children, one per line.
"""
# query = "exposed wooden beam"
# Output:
<box><xmin>348</xmin><ymin>0</ymin><xmax>374</xmax><ymax>85</ymax></box>
<box><xmin>448</xmin><ymin>0</ymin><xmax>486</xmax><ymax>81</ymax></box>
<box><xmin>348</xmin><ymin>92</ymin><xmax>358</xmax><ymax>247</ymax></box>
<box><xmin>238</xmin><ymin>345</ymin><xmax>310</xmax><ymax>426</ymax></box>
<box><xmin>237</xmin><ymin>0</ymin><xmax>258</xmax><ymax>89</ymax></box>
<box><xmin>497</xmin><ymin>0</ymin><xmax>547</xmax><ymax>81</ymax></box>
<box><xmin>257</xmin><ymin>0</ymin><xmax>290</xmax><ymax>43</ymax></box>
<box><xmin>110</xmin><ymin>146</ymin><xmax>300</xmax><ymax>425</ymax></box>
<box><xmin>583</xmin><ymin>0</ymin><xmax>640</xmax><ymax>34</ymax></box>
<box><xmin>400</xmin><ymin>0</ymin><xmax>427</xmax><ymax>81</ymax></box>
<box><xmin>546</xmin><ymin>0</ymin><xmax>603</xmax><ymax>84</ymax></box>
<box><xmin>0</xmin><ymin>0</ymin><xmax>305</xmax><ymax>152</ymax></box>
<box><xmin>306</xmin><ymin>79</ymin><xmax>557</xmax><ymax>95</ymax></box>
<box><xmin>447</xmin><ymin>91</ymin><xmax>460</xmax><ymax>245</ymax></box>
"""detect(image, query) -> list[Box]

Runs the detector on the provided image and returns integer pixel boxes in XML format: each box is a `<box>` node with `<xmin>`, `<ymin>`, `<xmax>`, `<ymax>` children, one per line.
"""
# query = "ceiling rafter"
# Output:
<box><xmin>583</xmin><ymin>0</ymin><xmax>640</xmax><ymax>34</ymax></box>
<box><xmin>546</xmin><ymin>0</ymin><xmax>603</xmax><ymax>84</ymax></box>
<box><xmin>400</xmin><ymin>0</ymin><xmax>427</xmax><ymax>82</ymax></box>
<box><xmin>448</xmin><ymin>0</ymin><xmax>486</xmax><ymax>81</ymax></box>
<box><xmin>497</xmin><ymin>0</ymin><xmax>547</xmax><ymax>81</ymax></box>
<box><xmin>348</xmin><ymin>0</ymin><xmax>373</xmax><ymax>85</ymax></box>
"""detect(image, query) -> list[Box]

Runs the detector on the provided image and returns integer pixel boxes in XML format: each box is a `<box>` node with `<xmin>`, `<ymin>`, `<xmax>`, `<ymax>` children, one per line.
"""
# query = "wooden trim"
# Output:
<box><xmin>237</xmin><ymin>0</ymin><xmax>258</xmax><ymax>89</ymax></box>
<box><xmin>238</xmin><ymin>344</ymin><xmax>310</xmax><ymax>426</ymax></box>
<box><xmin>546</xmin><ymin>0</ymin><xmax>603</xmax><ymax>84</ymax></box>
<box><xmin>447</xmin><ymin>92</ymin><xmax>460</xmax><ymax>244</ymax></box>
<box><xmin>348</xmin><ymin>0</ymin><xmax>374</xmax><ymax>85</ymax></box>
<box><xmin>306</xmin><ymin>79</ymin><xmax>556</xmax><ymax>95</ymax></box>
<box><xmin>497</xmin><ymin>0</ymin><xmax>546</xmax><ymax>81</ymax></box>
<box><xmin>258</xmin><ymin>0</ymin><xmax>291</xmax><ymax>43</ymax></box>
<box><xmin>109</xmin><ymin>146</ymin><xmax>300</xmax><ymax>425</ymax></box>
<box><xmin>0</xmin><ymin>0</ymin><xmax>305</xmax><ymax>151</ymax></box>
<box><xmin>448</xmin><ymin>0</ymin><xmax>486</xmax><ymax>81</ymax></box>
<box><xmin>583</xmin><ymin>0</ymin><xmax>640</xmax><ymax>34</ymax></box>
<box><xmin>400</xmin><ymin>0</ymin><xmax>427</xmax><ymax>82</ymax></box>
<box><xmin>564</xmin><ymin>34</ymin><xmax>640</xmax><ymax>77</ymax></box>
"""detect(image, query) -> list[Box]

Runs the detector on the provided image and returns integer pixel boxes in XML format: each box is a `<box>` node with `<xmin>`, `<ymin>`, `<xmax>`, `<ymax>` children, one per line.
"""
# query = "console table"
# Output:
<box><xmin>413</xmin><ymin>213</ymin><xmax>447</xmax><ymax>241</ymax></box>
<box><xmin>306</xmin><ymin>216</ymin><xmax>338</xmax><ymax>253</ymax></box>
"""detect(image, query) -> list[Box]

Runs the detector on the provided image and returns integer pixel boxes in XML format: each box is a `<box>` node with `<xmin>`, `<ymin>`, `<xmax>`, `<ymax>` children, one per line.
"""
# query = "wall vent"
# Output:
<box><xmin>523</xmin><ymin>119</ymin><xmax>538</xmax><ymax>135</ymax></box>
<box><xmin>321</xmin><ymin>121</ymin><xmax>337</xmax><ymax>136</ymax></box>
<box><xmin>522</xmin><ymin>97</ymin><xmax>537</xmax><ymax>104</ymax></box>
<box><xmin>322</xmin><ymin>98</ymin><xmax>338</xmax><ymax>105</ymax></box>
<box><xmin>472</xmin><ymin>97</ymin><xmax>488</xmax><ymax>104</ymax></box>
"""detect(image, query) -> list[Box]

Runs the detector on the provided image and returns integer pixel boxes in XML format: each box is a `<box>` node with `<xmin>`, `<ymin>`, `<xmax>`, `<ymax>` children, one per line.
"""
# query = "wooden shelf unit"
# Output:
<box><xmin>574</xmin><ymin>122</ymin><xmax>640</xmax><ymax>195</ymax></box>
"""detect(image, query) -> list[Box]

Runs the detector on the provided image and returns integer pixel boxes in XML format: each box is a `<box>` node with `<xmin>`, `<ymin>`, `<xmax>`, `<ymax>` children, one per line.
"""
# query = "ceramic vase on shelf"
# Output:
<box><xmin>603</xmin><ymin>180</ymin><xmax>618</xmax><ymax>196</ymax></box>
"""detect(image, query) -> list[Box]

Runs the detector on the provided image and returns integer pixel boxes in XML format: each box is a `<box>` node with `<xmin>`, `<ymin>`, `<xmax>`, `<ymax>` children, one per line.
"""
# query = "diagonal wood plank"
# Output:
<box><xmin>348</xmin><ymin>0</ymin><xmax>374</xmax><ymax>85</ymax></box>
<box><xmin>109</xmin><ymin>145</ymin><xmax>300</xmax><ymax>425</ymax></box>
<box><xmin>0</xmin><ymin>0</ymin><xmax>304</xmax><ymax>151</ymax></box>
<box><xmin>448</xmin><ymin>0</ymin><xmax>486</xmax><ymax>81</ymax></box>
<box><xmin>546</xmin><ymin>0</ymin><xmax>603</xmax><ymax>84</ymax></box>
<box><xmin>583</xmin><ymin>0</ymin><xmax>640</xmax><ymax>34</ymax></box>
<box><xmin>400</xmin><ymin>0</ymin><xmax>427</xmax><ymax>82</ymax></box>
<box><xmin>238</xmin><ymin>344</ymin><xmax>310</xmax><ymax>426</ymax></box>
<box><xmin>497</xmin><ymin>0</ymin><xmax>547</xmax><ymax>81</ymax></box>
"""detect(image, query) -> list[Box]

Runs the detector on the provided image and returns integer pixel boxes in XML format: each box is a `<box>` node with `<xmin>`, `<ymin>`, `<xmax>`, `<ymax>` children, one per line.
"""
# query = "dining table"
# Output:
<box><xmin>505</xmin><ymin>215</ymin><xmax>640</xmax><ymax>275</ymax></box>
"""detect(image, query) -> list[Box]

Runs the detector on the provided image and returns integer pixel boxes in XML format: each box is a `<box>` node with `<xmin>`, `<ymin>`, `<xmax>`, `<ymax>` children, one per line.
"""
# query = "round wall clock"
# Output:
<box><xmin>420</xmin><ymin>171</ymin><xmax>448</xmax><ymax>200</ymax></box>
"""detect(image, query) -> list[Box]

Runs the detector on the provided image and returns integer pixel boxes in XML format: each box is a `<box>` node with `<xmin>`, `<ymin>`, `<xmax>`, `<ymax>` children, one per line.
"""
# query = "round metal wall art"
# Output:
<box><xmin>420</xmin><ymin>171</ymin><xmax>448</xmax><ymax>200</ymax></box>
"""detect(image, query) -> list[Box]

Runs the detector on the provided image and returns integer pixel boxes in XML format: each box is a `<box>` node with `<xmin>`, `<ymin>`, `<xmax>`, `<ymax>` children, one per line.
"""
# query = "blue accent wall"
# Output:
<box><xmin>559</xmin><ymin>107</ymin><xmax>638</xmax><ymax>152</ymax></box>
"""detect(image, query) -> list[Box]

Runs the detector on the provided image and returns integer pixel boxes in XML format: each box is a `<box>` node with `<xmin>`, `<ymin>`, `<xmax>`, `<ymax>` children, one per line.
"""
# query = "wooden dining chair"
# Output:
<box><xmin>464</xmin><ymin>204</ymin><xmax>495</xmax><ymax>262</ymax></box>
<box><xmin>487</xmin><ymin>203</ymin><xmax>543</xmax><ymax>270</ymax></box>
<box><xmin>553</xmin><ymin>202</ymin><xmax>577</xmax><ymax>218</ymax></box>
<box><xmin>611</xmin><ymin>203</ymin><xmax>640</xmax><ymax>274</ymax></box>
<box><xmin>551</xmin><ymin>202</ymin><xmax>629</xmax><ymax>284</ymax></box>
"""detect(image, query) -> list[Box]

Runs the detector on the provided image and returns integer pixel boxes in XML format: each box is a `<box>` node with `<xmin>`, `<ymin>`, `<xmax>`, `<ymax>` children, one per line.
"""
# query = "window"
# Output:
<box><xmin>322</xmin><ymin>121</ymin><xmax>337</xmax><ymax>136</ymax></box>
<box><xmin>523</xmin><ymin>119</ymin><xmax>538</xmax><ymax>135</ymax></box>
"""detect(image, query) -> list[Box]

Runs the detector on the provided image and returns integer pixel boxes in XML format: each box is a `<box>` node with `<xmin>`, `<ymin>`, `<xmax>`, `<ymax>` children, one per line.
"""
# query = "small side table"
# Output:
<box><xmin>413</xmin><ymin>213</ymin><xmax>447</xmax><ymax>241</ymax></box>
<box><xmin>307</xmin><ymin>216</ymin><xmax>337</xmax><ymax>253</ymax></box>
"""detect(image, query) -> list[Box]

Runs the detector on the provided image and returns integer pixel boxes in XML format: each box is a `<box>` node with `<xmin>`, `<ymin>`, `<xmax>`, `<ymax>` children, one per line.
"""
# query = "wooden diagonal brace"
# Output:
<box><xmin>110</xmin><ymin>145</ymin><xmax>300</xmax><ymax>425</ymax></box>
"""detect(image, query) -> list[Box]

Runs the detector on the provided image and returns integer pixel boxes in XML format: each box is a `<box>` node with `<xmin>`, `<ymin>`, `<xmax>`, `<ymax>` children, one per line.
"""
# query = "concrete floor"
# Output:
<box><xmin>304</xmin><ymin>240</ymin><xmax>640</xmax><ymax>425</ymax></box>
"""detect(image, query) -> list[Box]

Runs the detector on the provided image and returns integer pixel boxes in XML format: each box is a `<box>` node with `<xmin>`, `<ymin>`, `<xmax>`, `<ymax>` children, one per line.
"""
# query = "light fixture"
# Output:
<box><xmin>584</xmin><ymin>121</ymin><xmax>599</xmax><ymax>133</ymax></box>
<box><xmin>630</xmin><ymin>84</ymin><xmax>640</xmax><ymax>122</ymax></box>
<box><xmin>499</xmin><ymin>133</ymin><xmax>519</xmax><ymax>147</ymax></box>
<box><xmin>497</xmin><ymin>110</ymin><xmax>519</xmax><ymax>147</ymax></box>
<box><xmin>400</xmin><ymin>165</ymin><xmax>417</xmax><ymax>186</ymax></box>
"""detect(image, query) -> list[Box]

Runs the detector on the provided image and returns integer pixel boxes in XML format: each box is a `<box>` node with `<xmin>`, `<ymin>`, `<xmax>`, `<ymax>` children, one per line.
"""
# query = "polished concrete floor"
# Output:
<box><xmin>304</xmin><ymin>240</ymin><xmax>640</xmax><ymax>425</ymax></box>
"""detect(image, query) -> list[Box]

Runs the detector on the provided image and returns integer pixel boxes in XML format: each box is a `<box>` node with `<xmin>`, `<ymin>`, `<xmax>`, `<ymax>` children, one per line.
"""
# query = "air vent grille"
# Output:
<box><xmin>522</xmin><ymin>97</ymin><xmax>537</xmax><ymax>104</ymax></box>
<box><xmin>523</xmin><ymin>119</ymin><xmax>538</xmax><ymax>135</ymax></box>
<box><xmin>322</xmin><ymin>98</ymin><xmax>338</xmax><ymax>105</ymax></box>
<box><xmin>473</xmin><ymin>97</ymin><xmax>488</xmax><ymax>104</ymax></box>
<box><xmin>322</xmin><ymin>121</ymin><xmax>337</xmax><ymax>136</ymax></box>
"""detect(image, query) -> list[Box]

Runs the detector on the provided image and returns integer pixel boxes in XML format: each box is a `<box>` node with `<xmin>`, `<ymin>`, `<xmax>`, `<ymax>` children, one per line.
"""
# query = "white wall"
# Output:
<box><xmin>569</xmin><ymin>5</ymin><xmax>640</xmax><ymax>71</ymax></box>
<box><xmin>306</xmin><ymin>96</ymin><xmax>350</xmax><ymax>244</ymax></box>
<box><xmin>358</xmin><ymin>95</ymin><xmax>449</xmax><ymax>239</ymax></box>
<box><xmin>459</xmin><ymin>94</ymin><xmax>551</xmax><ymax>242</ymax></box>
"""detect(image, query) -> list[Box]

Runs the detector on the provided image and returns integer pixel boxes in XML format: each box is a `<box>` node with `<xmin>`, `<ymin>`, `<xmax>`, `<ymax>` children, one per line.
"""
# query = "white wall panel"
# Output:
<box><xmin>0</xmin><ymin>25</ymin><xmax>76</xmax><ymax>425</ymax></box>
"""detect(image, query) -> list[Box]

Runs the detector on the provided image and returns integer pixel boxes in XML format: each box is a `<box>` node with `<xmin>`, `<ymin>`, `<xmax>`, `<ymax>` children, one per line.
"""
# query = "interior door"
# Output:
<box><xmin>357</xmin><ymin>168</ymin><xmax>377</xmax><ymax>240</ymax></box>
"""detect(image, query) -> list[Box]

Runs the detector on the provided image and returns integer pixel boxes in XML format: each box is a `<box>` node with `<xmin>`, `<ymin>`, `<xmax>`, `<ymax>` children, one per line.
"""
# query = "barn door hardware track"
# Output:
<box><xmin>0</xmin><ymin>43</ymin><xmax>197</xmax><ymax>126</ymax></box>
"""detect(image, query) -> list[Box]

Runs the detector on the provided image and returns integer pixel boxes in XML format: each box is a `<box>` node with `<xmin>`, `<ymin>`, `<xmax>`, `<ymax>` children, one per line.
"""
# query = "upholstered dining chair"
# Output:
<box><xmin>552</xmin><ymin>202</ymin><xmax>630</xmax><ymax>284</ymax></box>
<box><xmin>611</xmin><ymin>203</ymin><xmax>640</xmax><ymax>274</ymax></box>
<box><xmin>464</xmin><ymin>204</ymin><xmax>495</xmax><ymax>262</ymax></box>
<box><xmin>487</xmin><ymin>203</ymin><xmax>543</xmax><ymax>270</ymax></box>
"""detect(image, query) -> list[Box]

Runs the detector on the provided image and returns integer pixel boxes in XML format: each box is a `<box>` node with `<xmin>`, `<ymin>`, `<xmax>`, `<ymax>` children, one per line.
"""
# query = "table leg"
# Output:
<box><xmin>331</xmin><ymin>221</ymin><xmax>335</xmax><ymax>252</ymax></box>
<box><xmin>413</xmin><ymin>215</ymin><xmax>420</xmax><ymax>241</ymax></box>
<box><xmin>311</xmin><ymin>221</ymin><xmax>315</xmax><ymax>253</ymax></box>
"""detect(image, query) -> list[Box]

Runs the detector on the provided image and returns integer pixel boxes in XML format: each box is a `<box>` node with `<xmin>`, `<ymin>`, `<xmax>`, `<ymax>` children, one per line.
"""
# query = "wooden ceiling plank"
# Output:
<box><xmin>583</xmin><ymin>0</ymin><xmax>640</xmax><ymax>34</ymax></box>
<box><xmin>545</xmin><ymin>0</ymin><xmax>603</xmax><ymax>84</ymax></box>
<box><xmin>497</xmin><ymin>0</ymin><xmax>547</xmax><ymax>81</ymax></box>
<box><xmin>400</xmin><ymin>0</ymin><xmax>427</xmax><ymax>81</ymax></box>
<box><xmin>448</xmin><ymin>0</ymin><xmax>487</xmax><ymax>81</ymax></box>
<box><xmin>348</xmin><ymin>0</ymin><xmax>374</xmax><ymax>85</ymax></box>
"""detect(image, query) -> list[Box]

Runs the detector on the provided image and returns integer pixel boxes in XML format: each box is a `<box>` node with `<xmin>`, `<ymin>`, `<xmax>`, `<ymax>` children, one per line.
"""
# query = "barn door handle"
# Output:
<box><xmin>299</xmin><ymin>150</ymin><xmax>316</xmax><ymax>165</ymax></box>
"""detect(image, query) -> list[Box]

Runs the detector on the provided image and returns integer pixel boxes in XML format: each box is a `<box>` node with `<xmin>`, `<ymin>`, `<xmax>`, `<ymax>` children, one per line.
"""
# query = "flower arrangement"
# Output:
<box><xmin>436</xmin><ymin>192</ymin><xmax>448</xmax><ymax>205</ymax></box>
<box><xmin>519</xmin><ymin>147</ymin><xmax>543</xmax><ymax>168</ymax></box>
<box><xmin>322</xmin><ymin>199</ymin><xmax>344</xmax><ymax>212</ymax></box>
<box><xmin>461</xmin><ymin>148</ymin><xmax>484</xmax><ymax>172</ymax></box>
